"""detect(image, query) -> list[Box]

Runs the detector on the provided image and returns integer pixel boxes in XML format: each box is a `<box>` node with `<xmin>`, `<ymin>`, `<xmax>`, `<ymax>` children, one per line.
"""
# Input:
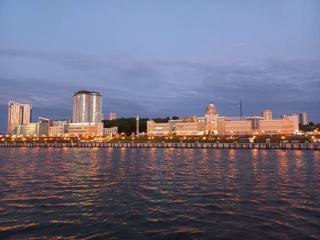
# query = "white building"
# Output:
<box><xmin>147</xmin><ymin>102</ymin><xmax>299</xmax><ymax>136</ymax></box>
<box><xmin>7</xmin><ymin>101</ymin><xmax>32</xmax><ymax>134</ymax></box>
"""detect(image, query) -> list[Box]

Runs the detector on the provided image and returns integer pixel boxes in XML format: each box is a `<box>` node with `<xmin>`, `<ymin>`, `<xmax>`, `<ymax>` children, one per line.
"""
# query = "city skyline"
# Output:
<box><xmin>1</xmin><ymin>1</ymin><xmax>320</xmax><ymax>133</ymax></box>
<box><xmin>0</xmin><ymin>91</ymin><xmax>317</xmax><ymax>134</ymax></box>
<box><xmin>2</xmin><ymin>93</ymin><xmax>310</xmax><ymax>136</ymax></box>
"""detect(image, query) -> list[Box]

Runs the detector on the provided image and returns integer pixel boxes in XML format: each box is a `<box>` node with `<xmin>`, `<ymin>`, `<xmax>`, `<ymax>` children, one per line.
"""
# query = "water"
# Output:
<box><xmin>0</xmin><ymin>148</ymin><xmax>319</xmax><ymax>240</ymax></box>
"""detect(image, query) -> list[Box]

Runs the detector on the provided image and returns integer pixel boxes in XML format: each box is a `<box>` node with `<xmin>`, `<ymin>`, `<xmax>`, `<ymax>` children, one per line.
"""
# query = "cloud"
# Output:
<box><xmin>0</xmin><ymin>47</ymin><xmax>104</xmax><ymax>71</ymax></box>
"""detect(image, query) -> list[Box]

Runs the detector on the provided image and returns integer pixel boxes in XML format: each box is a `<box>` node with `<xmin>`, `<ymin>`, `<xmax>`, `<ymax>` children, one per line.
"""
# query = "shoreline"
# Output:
<box><xmin>0</xmin><ymin>142</ymin><xmax>319</xmax><ymax>150</ymax></box>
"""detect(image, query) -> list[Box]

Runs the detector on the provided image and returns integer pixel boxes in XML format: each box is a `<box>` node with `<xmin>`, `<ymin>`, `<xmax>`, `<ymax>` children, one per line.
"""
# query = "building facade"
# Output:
<box><xmin>147</xmin><ymin>102</ymin><xmax>299</xmax><ymax>136</ymax></box>
<box><xmin>147</xmin><ymin>117</ymin><xmax>206</xmax><ymax>136</ymax></box>
<box><xmin>13</xmin><ymin>117</ymin><xmax>50</xmax><ymax>136</ymax></box>
<box><xmin>66</xmin><ymin>122</ymin><xmax>104</xmax><ymax>137</ymax></box>
<box><xmin>7</xmin><ymin>101</ymin><xmax>32</xmax><ymax>134</ymax></box>
<box><xmin>72</xmin><ymin>90</ymin><xmax>103</xmax><ymax>123</ymax></box>
<box><xmin>14</xmin><ymin>123</ymin><xmax>38</xmax><ymax>136</ymax></box>
<box><xmin>103</xmin><ymin>126</ymin><xmax>118</xmax><ymax>136</ymax></box>
<box><xmin>48</xmin><ymin>120</ymin><xmax>69</xmax><ymax>136</ymax></box>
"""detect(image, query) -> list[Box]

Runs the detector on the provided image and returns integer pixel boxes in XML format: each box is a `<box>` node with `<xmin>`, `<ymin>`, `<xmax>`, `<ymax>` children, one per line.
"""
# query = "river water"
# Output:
<box><xmin>0</xmin><ymin>148</ymin><xmax>319</xmax><ymax>239</ymax></box>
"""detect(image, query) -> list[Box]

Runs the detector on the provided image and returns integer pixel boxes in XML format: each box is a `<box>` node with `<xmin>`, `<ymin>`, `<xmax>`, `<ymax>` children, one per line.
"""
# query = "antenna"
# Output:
<box><xmin>240</xmin><ymin>101</ymin><xmax>243</xmax><ymax>119</ymax></box>
<box><xmin>136</xmin><ymin>115</ymin><xmax>139</xmax><ymax>136</ymax></box>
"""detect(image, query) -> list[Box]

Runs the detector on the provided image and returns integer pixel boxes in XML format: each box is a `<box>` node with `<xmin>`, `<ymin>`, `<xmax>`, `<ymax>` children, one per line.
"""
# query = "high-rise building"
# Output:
<box><xmin>7</xmin><ymin>101</ymin><xmax>32</xmax><ymax>134</ymax></box>
<box><xmin>298</xmin><ymin>112</ymin><xmax>308</xmax><ymax>125</ymax></box>
<box><xmin>262</xmin><ymin>110</ymin><xmax>272</xmax><ymax>120</ymax></box>
<box><xmin>108</xmin><ymin>112</ymin><xmax>118</xmax><ymax>120</ymax></box>
<box><xmin>72</xmin><ymin>90</ymin><xmax>103</xmax><ymax>123</ymax></box>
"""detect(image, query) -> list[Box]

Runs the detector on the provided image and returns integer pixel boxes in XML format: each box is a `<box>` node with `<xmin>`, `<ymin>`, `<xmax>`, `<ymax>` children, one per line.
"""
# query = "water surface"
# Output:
<box><xmin>0</xmin><ymin>148</ymin><xmax>319</xmax><ymax>239</ymax></box>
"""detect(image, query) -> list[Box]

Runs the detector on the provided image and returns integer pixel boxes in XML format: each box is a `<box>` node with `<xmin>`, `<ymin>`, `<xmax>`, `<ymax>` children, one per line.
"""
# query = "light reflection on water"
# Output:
<box><xmin>0</xmin><ymin>148</ymin><xmax>319</xmax><ymax>240</ymax></box>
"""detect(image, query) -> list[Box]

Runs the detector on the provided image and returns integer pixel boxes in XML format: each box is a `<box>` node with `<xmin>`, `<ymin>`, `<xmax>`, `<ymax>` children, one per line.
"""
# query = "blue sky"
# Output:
<box><xmin>0</xmin><ymin>0</ymin><xmax>320</xmax><ymax>133</ymax></box>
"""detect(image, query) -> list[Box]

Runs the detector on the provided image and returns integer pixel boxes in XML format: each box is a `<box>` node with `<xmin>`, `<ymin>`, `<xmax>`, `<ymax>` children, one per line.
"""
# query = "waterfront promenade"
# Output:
<box><xmin>0</xmin><ymin>141</ymin><xmax>319</xmax><ymax>150</ymax></box>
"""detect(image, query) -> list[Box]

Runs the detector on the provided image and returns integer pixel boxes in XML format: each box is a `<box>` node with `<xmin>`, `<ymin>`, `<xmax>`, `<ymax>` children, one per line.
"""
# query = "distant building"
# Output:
<box><xmin>72</xmin><ymin>90</ymin><xmax>103</xmax><ymax>123</ymax></box>
<box><xmin>66</xmin><ymin>122</ymin><xmax>104</xmax><ymax>137</ymax></box>
<box><xmin>262</xmin><ymin>110</ymin><xmax>272</xmax><ymax>120</ymax></box>
<box><xmin>108</xmin><ymin>112</ymin><xmax>118</xmax><ymax>120</ymax></box>
<box><xmin>147</xmin><ymin>102</ymin><xmax>299</xmax><ymax>136</ymax></box>
<box><xmin>7</xmin><ymin>101</ymin><xmax>32</xmax><ymax>134</ymax></box>
<box><xmin>103</xmin><ymin>126</ymin><xmax>118</xmax><ymax>136</ymax></box>
<box><xmin>298</xmin><ymin>112</ymin><xmax>308</xmax><ymax>125</ymax></box>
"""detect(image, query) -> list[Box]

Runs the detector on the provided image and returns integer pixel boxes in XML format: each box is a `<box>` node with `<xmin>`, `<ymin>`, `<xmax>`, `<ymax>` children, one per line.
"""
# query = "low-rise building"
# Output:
<box><xmin>13</xmin><ymin>117</ymin><xmax>50</xmax><ymax>136</ymax></box>
<box><xmin>66</xmin><ymin>122</ymin><xmax>103</xmax><ymax>137</ymax></box>
<box><xmin>48</xmin><ymin>120</ymin><xmax>69</xmax><ymax>137</ymax></box>
<box><xmin>147</xmin><ymin>102</ymin><xmax>299</xmax><ymax>136</ymax></box>
<box><xmin>14</xmin><ymin>123</ymin><xmax>39</xmax><ymax>136</ymax></box>
<box><xmin>147</xmin><ymin>121</ymin><xmax>172</xmax><ymax>136</ymax></box>
<box><xmin>38</xmin><ymin>117</ymin><xmax>50</xmax><ymax>136</ymax></box>
<box><xmin>222</xmin><ymin>119</ymin><xmax>253</xmax><ymax>135</ymax></box>
<box><xmin>103</xmin><ymin>126</ymin><xmax>118</xmax><ymax>136</ymax></box>
<box><xmin>147</xmin><ymin>117</ymin><xmax>206</xmax><ymax>136</ymax></box>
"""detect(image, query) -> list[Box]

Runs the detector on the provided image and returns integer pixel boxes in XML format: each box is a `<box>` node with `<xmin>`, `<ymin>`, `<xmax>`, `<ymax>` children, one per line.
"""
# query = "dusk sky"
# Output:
<box><xmin>1</xmin><ymin>0</ymin><xmax>320</xmax><ymax>133</ymax></box>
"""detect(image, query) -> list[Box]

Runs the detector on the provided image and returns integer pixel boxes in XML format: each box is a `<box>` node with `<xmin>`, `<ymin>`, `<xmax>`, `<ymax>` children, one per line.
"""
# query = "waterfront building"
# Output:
<box><xmin>13</xmin><ymin>117</ymin><xmax>50</xmax><ymax>136</ymax></box>
<box><xmin>66</xmin><ymin>122</ymin><xmax>103</xmax><ymax>137</ymax></box>
<box><xmin>103</xmin><ymin>126</ymin><xmax>118</xmax><ymax>137</ymax></box>
<box><xmin>147</xmin><ymin>121</ymin><xmax>172</xmax><ymax>136</ymax></box>
<box><xmin>108</xmin><ymin>112</ymin><xmax>118</xmax><ymax>120</ymax></box>
<box><xmin>259</xmin><ymin>117</ymin><xmax>298</xmax><ymax>135</ymax></box>
<box><xmin>7</xmin><ymin>101</ymin><xmax>32</xmax><ymax>134</ymax></box>
<box><xmin>299</xmin><ymin>112</ymin><xmax>308</xmax><ymax>125</ymax></box>
<box><xmin>38</xmin><ymin>117</ymin><xmax>50</xmax><ymax>136</ymax></box>
<box><xmin>205</xmin><ymin>102</ymin><xmax>219</xmax><ymax>134</ymax></box>
<box><xmin>48</xmin><ymin>120</ymin><xmax>69</xmax><ymax>137</ymax></box>
<box><xmin>219</xmin><ymin>118</ymin><xmax>256</xmax><ymax>135</ymax></box>
<box><xmin>147</xmin><ymin>102</ymin><xmax>299</xmax><ymax>136</ymax></box>
<box><xmin>147</xmin><ymin>116</ymin><xmax>206</xmax><ymax>136</ymax></box>
<box><xmin>14</xmin><ymin>123</ymin><xmax>38</xmax><ymax>136</ymax></box>
<box><xmin>173</xmin><ymin>117</ymin><xmax>206</xmax><ymax>136</ymax></box>
<box><xmin>72</xmin><ymin>90</ymin><xmax>103</xmax><ymax>123</ymax></box>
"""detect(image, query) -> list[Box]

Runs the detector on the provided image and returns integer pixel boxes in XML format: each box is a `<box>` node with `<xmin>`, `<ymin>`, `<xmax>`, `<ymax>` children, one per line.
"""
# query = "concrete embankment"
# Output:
<box><xmin>0</xmin><ymin>142</ymin><xmax>319</xmax><ymax>150</ymax></box>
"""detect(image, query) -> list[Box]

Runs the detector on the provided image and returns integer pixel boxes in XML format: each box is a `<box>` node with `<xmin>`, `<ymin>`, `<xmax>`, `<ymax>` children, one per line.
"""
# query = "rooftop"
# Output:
<box><xmin>74</xmin><ymin>90</ymin><xmax>101</xmax><ymax>96</ymax></box>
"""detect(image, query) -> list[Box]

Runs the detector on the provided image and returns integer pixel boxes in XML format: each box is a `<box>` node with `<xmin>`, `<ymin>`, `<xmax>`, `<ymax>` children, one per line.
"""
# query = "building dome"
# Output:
<box><xmin>206</xmin><ymin>102</ymin><xmax>217</xmax><ymax>115</ymax></box>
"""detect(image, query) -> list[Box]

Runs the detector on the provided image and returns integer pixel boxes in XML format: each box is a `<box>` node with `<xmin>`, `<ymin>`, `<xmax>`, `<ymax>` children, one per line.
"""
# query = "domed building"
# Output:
<box><xmin>206</xmin><ymin>102</ymin><xmax>218</xmax><ymax>115</ymax></box>
<box><xmin>205</xmin><ymin>101</ymin><xmax>219</xmax><ymax>134</ymax></box>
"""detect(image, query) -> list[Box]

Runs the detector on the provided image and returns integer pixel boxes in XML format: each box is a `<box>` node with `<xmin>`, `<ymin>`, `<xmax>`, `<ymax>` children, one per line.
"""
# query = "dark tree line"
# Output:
<box><xmin>102</xmin><ymin>116</ymin><xmax>179</xmax><ymax>135</ymax></box>
<box><xmin>299</xmin><ymin>122</ymin><xmax>320</xmax><ymax>132</ymax></box>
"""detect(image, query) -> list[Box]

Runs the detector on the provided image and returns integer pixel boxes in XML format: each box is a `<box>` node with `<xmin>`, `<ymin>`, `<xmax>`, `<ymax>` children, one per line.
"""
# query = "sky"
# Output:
<box><xmin>0</xmin><ymin>0</ymin><xmax>320</xmax><ymax>133</ymax></box>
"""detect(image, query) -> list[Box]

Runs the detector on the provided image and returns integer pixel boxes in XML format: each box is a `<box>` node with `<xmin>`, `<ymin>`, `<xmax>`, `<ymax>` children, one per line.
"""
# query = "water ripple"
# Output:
<box><xmin>0</xmin><ymin>148</ymin><xmax>319</xmax><ymax>239</ymax></box>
